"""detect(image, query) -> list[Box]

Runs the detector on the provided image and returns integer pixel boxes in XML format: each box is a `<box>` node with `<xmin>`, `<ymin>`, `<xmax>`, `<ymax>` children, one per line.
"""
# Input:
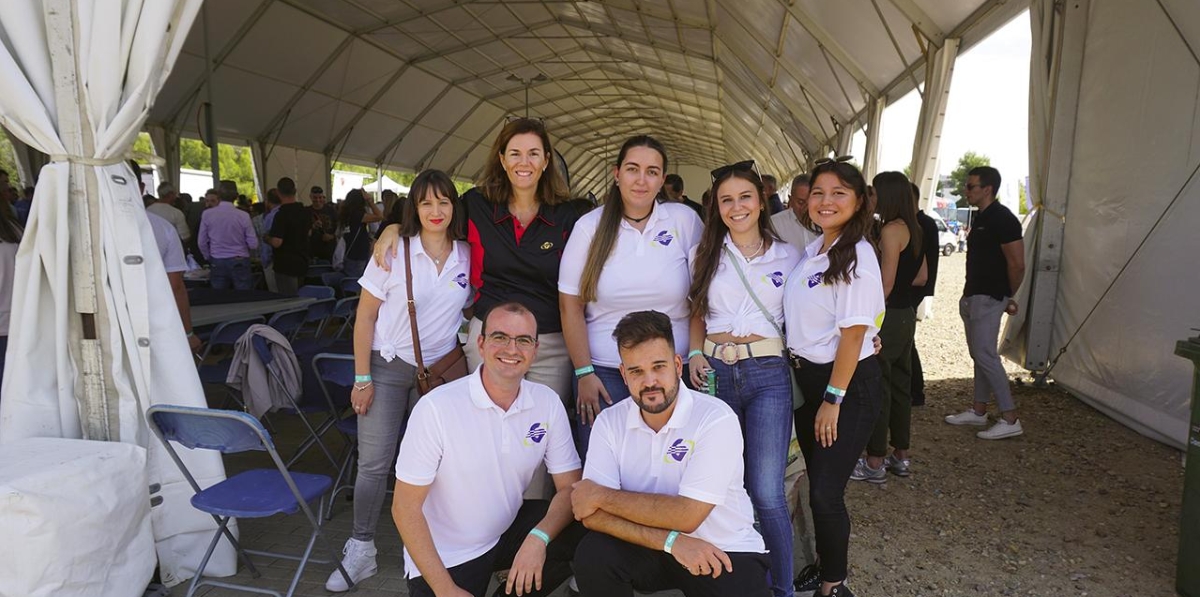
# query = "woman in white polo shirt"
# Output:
<box><xmin>685</xmin><ymin>161</ymin><xmax>801</xmax><ymax>597</ymax></box>
<box><xmin>559</xmin><ymin>135</ymin><xmax>702</xmax><ymax>456</ymax></box>
<box><xmin>325</xmin><ymin>169</ymin><xmax>471</xmax><ymax>593</ymax></box>
<box><xmin>783</xmin><ymin>158</ymin><xmax>885</xmax><ymax>597</ymax></box>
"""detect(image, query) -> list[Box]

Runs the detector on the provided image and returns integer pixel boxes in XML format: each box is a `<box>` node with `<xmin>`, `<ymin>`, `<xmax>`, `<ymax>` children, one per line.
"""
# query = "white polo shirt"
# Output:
<box><xmin>584</xmin><ymin>386</ymin><xmax>766</xmax><ymax>554</ymax></box>
<box><xmin>783</xmin><ymin>235</ymin><xmax>885</xmax><ymax>364</ymax></box>
<box><xmin>395</xmin><ymin>367</ymin><xmax>581</xmax><ymax>577</ymax></box>
<box><xmin>148</xmin><ymin>212</ymin><xmax>187</xmax><ymax>274</ymax></box>
<box><xmin>698</xmin><ymin>236</ymin><xmax>801</xmax><ymax>339</ymax></box>
<box><xmin>770</xmin><ymin>209</ymin><xmax>818</xmax><ymax>250</ymax></box>
<box><xmin>358</xmin><ymin>236</ymin><xmax>471</xmax><ymax>366</ymax></box>
<box><xmin>559</xmin><ymin>202</ymin><xmax>702</xmax><ymax>367</ymax></box>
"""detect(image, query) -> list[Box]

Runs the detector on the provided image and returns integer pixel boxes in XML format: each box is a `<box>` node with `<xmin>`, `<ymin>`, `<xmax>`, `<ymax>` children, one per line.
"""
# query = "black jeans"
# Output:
<box><xmin>574</xmin><ymin>531</ymin><xmax>771</xmax><ymax>597</ymax></box>
<box><xmin>407</xmin><ymin>500</ymin><xmax>585</xmax><ymax>597</ymax></box>
<box><xmin>792</xmin><ymin>356</ymin><xmax>883</xmax><ymax>583</ymax></box>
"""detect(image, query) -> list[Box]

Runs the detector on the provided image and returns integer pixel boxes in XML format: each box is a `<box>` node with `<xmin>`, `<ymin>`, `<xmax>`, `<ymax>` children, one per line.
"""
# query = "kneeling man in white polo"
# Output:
<box><xmin>393</xmin><ymin>301</ymin><xmax>584</xmax><ymax>597</ymax></box>
<box><xmin>570</xmin><ymin>310</ymin><xmax>770</xmax><ymax>597</ymax></box>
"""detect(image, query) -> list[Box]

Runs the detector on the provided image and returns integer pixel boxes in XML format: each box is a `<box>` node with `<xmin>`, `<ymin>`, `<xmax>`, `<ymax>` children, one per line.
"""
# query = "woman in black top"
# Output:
<box><xmin>852</xmin><ymin>171</ymin><xmax>927</xmax><ymax>483</ymax></box>
<box><xmin>338</xmin><ymin>188</ymin><xmax>383</xmax><ymax>279</ymax></box>
<box><xmin>372</xmin><ymin>118</ymin><xmax>578</xmax><ymax>405</ymax></box>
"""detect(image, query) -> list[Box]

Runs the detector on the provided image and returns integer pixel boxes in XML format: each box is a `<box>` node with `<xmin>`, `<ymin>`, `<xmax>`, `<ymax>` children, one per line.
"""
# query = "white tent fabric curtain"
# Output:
<box><xmin>1017</xmin><ymin>0</ymin><xmax>1200</xmax><ymax>448</ymax></box>
<box><xmin>0</xmin><ymin>0</ymin><xmax>234</xmax><ymax>586</ymax></box>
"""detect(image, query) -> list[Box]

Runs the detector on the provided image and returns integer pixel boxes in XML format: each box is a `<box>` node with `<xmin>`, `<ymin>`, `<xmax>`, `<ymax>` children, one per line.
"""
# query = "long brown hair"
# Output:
<box><xmin>810</xmin><ymin>161</ymin><xmax>874</xmax><ymax>285</ymax></box>
<box><xmin>400</xmin><ymin>169</ymin><xmax>465</xmax><ymax>240</ymax></box>
<box><xmin>478</xmin><ymin>118</ymin><xmax>570</xmax><ymax>206</ymax></box>
<box><xmin>872</xmin><ymin>171</ymin><xmax>922</xmax><ymax>257</ymax></box>
<box><xmin>577</xmin><ymin>135</ymin><xmax>668</xmax><ymax>303</ymax></box>
<box><xmin>688</xmin><ymin>168</ymin><xmax>780</xmax><ymax>318</ymax></box>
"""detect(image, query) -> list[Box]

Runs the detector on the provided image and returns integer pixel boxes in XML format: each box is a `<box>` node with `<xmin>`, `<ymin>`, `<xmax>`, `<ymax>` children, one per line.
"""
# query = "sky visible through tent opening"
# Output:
<box><xmin>864</xmin><ymin>10</ymin><xmax>1031</xmax><ymax>211</ymax></box>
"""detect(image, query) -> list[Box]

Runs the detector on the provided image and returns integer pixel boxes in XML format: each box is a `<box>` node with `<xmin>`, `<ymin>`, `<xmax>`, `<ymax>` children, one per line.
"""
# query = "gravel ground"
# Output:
<box><xmin>836</xmin><ymin>252</ymin><xmax>1186</xmax><ymax>597</ymax></box>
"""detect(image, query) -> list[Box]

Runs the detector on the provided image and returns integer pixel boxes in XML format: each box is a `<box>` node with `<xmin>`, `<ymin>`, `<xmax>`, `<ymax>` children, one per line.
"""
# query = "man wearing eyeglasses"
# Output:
<box><xmin>393</xmin><ymin>301</ymin><xmax>584</xmax><ymax>597</ymax></box>
<box><xmin>944</xmin><ymin>166</ymin><xmax>1027</xmax><ymax>440</ymax></box>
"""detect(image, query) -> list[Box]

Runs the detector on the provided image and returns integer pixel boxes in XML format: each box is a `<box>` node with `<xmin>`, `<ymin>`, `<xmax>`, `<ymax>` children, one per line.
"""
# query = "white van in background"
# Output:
<box><xmin>927</xmin><ymin>210</ymin><xmax>959</xmax><ymax>256</ymax></box>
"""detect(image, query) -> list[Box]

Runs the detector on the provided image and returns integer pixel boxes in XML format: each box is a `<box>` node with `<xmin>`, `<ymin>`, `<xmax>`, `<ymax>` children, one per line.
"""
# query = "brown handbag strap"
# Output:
<box><xmin>402</xmin><ymin>237</ymin><xmax>428</xmax><ymax>375</ymax></box>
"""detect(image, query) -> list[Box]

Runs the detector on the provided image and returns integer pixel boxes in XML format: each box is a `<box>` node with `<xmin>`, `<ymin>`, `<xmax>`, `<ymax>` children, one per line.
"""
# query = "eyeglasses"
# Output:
<box><xmin>710</xmin><ymin>160</ymin><xmax>758</xmax><ymax>183</ymax></box>
<box><xmin>505</xmin><ymin>115</ymin><xmax>546</xmax><ymax>126</ymax></box>
<box><xmin>813</xmin><ymin>155</ymin><xmax>855</xmax><ymax>167</ymax></box>
<box><xmin>485</xmin><ymin>331</ymin><xmax>538</xmax><ymax>350</ymax></box>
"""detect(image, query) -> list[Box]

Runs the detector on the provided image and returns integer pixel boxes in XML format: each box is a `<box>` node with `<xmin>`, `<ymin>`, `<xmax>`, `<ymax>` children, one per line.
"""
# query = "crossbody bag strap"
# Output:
<box><xmin>403</xmin><ymin>237</ymin><xmax>428</xmax><ymax>375</ymax></box>
<box><xmin>722</xmin><ymin>245</ymin><xmax>785</xmax><ymax>339</ymax></box>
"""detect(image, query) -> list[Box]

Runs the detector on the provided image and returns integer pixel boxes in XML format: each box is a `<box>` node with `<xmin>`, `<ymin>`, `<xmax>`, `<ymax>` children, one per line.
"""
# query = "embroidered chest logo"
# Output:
<box><xmin>524</xmin><ymin>422</ymin><xmax>548</xmax><ymax>446</ymax></box>
<box><xmin>764</xmin><ymin>271</ymin><xmax>785</xmax><ymax>288</ymax></box>
<box><xmin>453</xmin><ymin>272</ymin><xmax>468</xmax><ymax>289</ymax></box>
<box><xmin>806</xmin><ymin>272</ymin><xmax>823</xmax><ymax>288</ymax></box>
<box><xmin>652</xmin><ymin>230</ymin><xmax>674</xmax><ymax>246</ymax></box>
<box><xmin>663</xmin><ymin>438</ymin><xmax>695</xmax><ymax>462</ymax></box>
<box><xmin>541</xmin><ymin>241</ymin><xmax>553</xmax><ymax>250</ymax></box>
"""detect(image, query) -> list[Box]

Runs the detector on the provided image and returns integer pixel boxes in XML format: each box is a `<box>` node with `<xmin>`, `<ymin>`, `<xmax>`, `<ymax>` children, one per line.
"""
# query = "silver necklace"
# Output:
<box><xmin>735</xmin><ymin>237</ymin><xmax>764</xmax><ymax>260</ymax></box>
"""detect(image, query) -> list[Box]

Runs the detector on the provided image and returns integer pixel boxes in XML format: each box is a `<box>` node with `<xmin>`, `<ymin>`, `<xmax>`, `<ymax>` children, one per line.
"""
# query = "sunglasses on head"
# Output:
<box><xmin>505</xmin><ymin>115</ymin><xmax>546</xmax><ymax>126</ymax></box>
<box><xmin>813</xmin><ymin>155</ymin><xmax>855</xmax><ymax>168</ymax></box>
<box><xmin>710</xmin><ymin>159</ymin><xmax>758</xmax><ymax>183</ymax></box>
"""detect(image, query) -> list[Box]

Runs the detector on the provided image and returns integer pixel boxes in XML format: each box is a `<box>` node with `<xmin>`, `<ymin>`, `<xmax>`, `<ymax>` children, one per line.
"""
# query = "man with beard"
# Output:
<box><xmin>570</xmin><ymin>310</ymin><xmax>769</xmax><ymax>597</ymax></box>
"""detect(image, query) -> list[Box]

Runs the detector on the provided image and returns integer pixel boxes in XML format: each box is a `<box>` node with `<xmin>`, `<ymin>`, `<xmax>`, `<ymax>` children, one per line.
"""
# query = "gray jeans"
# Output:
<box><xmin>959</xmin><ymin>295</ymin><xmax>1015</xmax><ymax>412</ymax></box>
<box><xmin>353</xmin><ymin>351</ymin><xmax>419</xmax><ymax>541</ymax></box>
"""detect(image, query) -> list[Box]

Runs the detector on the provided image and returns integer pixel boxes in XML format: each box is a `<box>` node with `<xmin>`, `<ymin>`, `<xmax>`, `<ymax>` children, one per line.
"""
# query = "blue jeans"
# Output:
<box><xmin>573</xmin><ymin>365</ymin><xmax>630</xmax><ymax>461</ymax></box>
<box><xmin>711</xmin><ymin>356</ymin><xmax>794</xmax><ymax>597</ymax></box>
<box><xmin>210</xmin><ymin>257</ymin><xmax>253</xmax><ymax>290</ymax></box>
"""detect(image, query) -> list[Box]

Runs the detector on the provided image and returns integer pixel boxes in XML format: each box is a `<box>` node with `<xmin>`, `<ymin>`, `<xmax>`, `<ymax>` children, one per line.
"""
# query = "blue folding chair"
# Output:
<box><xmin>329</xmin><ymin>296</ymin><xmax>359</xmax><ymax>340</ymax></box>
<box><xmin>250</xmin><ymin>334</ymin><xmax>338</xmax><ymax>470</ymax></box>
<box><xmin>146</xmin><ymin>405</ymin><xmax>354</xmax><ymax>597</ymax></box>
<box><xmin>320</xmin><ymin>271</ymin><xmax>346</xmax><ymax>289</ymax></box>
<box><xmin>312</xmin><ymin>353</ymin><xmax>358</xmax><ymax>520</ymax></box>
<box><xmin>297</xmin><ymin>285</ymin><xmax>335</xmax><ymax>300</ymax></box>
<box><xmin>340</xmin><ymin>277</ymin><xmax>360</xmax><ymax>296</ymax></box>
<box><xmin>266</xmin><ymin>307</ymin><xmax>308</xmax><ymax>341</ymax></box>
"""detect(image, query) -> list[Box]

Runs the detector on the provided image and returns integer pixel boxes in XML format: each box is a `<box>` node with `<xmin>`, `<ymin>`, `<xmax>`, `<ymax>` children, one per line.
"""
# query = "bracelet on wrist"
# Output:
<box><xmin>355</xmin><ymin>374</ymin><xmax>372</xmax><ymax>383</ymax></box>
<box><xmin>663</xmin><ymin>530</ymin><xmax>681</xmax><ymax>554</ymax></box>
<box><xmin>686</xmin><ymin>349</ymin><xmax>703</xmax><ymax>360</ymax></box>
<box><xmin>574</xmin><ymin>365</ymin><xmax>595</xmax><ymax>379</ymax></box>
<box><xmin>353</xmin><ymin>382</ymin><xmax>373</xmax><ymax>391</ymax></box>
<box><xmin>528</xmin><ymin>528</ymin><xmax>551</xmax><ymax>546</ymax></box>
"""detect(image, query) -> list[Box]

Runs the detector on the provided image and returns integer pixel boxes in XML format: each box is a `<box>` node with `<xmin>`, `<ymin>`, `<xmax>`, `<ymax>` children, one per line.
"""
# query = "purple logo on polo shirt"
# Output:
<box><xmin>524</xmin><ymin>423</ymin><xmax>547</xmax><ymax>445</ymax></box>
<box><xmin>663</xmin><ymin>438</ymin><xmax>694</xmax><ymax>462</ymax></box>
<box><xmin>766</xmin><ymin>271</ymin><xmax>784</xmax><ymax>288</ymax></box>
<box><xmin>653</xmin><ymin>230</ymin><xmax>674</xmax><ymax>246</ymax></box>
<box><xmin>807</xmin><ymin>272</ymin><xmax>823</xmax><ymax>288</ymax></box>
<box><xmin>453</xmin><ymin>272</ymin><xmax>468</xmax><ymax>288</ymax></box>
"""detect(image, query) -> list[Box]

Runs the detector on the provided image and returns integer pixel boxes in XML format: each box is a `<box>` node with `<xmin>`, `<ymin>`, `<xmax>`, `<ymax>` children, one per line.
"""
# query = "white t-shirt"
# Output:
<box><xmin>698</xmin><ymin>236</ymin><xmax>801</xmax><ymax>339</ymax></box>
<box><xmin>395</xmin><ymin>368</ymin><xmax>581</xmax><ymax>577</ymax></box>
<box><xmin>584</xmin><ymin>385</ymin><xmax>766</xmax><ymax>554</ymax></box>
<box><xmin>148</xmin><ymin>212</ymin><xmax>187</xmax><ymax>274</ymax></box>
<box><xmin>559</xmin><ymin>203</ymin><xmax>702</xmax><ymax>367</ymax></box>
<box><xmin>770</xmin><ymin>209</ymin><xmax>818</xmax><ymax>250</ymax></box>
<box><xmin>783</xmin><ymin>236</ymin><xmax>885</xmax><ymax>363</ymax></box>
<box><xmin>358</xmin><ymin>236</ymin><xmax>470</xmax><ymax>366</ymax></box>
<box><xmin>147</xmin><ymin>202</ymin><xmax>191</xmax><ymax>242</ymax></box>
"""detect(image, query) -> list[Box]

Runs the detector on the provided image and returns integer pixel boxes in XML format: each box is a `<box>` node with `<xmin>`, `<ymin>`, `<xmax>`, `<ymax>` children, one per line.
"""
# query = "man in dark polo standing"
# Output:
<box><xmin>266</xmin><ymin>177</ymin><xmax>311</xmax><ymax>295</ymax></box>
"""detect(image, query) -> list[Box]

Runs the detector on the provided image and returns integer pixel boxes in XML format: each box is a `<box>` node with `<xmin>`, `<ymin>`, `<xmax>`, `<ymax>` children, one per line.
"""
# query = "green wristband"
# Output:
<box><xmin>355</xmin><ymin>374</ymin><xmax>372</xmax><ymax>383</ymax></box>
<box><xmin>574</xmin><ymin>365</ymin><xmax>595</xmax><ymax>379</ymax></box>
<box><xmin>663</xmin><ymin>530</ymin><xmax>681</xmax><ymax>554</ymax></box>
<box><xmin>687</xmin><ymin>349</ymin><xmax>703</xmax><ymax>360</ymax></box>
<box><xmin>528</xmin><ymin>528</ymin><xmax>550</xmax><ymax>546</ymax></box>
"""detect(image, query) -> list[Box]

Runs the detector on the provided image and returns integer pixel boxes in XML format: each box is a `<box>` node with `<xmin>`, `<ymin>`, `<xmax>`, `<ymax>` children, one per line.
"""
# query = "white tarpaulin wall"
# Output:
<box><xmin>0</xmin><ymin>0</ymin><xmax>235</xmax><ymax>587</ymax></box>
<box><xmin>1010</xmin><ymin>0</ymin><xmax>1200</xmax><ymax>449</ymax></box>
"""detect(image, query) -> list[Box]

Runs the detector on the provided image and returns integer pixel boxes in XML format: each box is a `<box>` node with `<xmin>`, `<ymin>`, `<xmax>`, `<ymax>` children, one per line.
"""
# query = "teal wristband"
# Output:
<box><xmin>663</xmin><ymin>530</ymin><xmax>681</xmax><ymax>554</ymax></box>
<box><xmin>825</xmin><ymin>384</ymin><xmax>846</xmax><ymax>397</ymax></box>
<box><xmin>355</xmin><ymin>374</ymin><xmax>372</xmax><ymax>383</ymax></box>
<box><xmin>528</xmin><ymin>528</ymin><xmax>550</xmax><ymax>546</ymax></box>
<box><xmin>574</xmin><ymin>365</ymin><xmax>595</xmax><ymax>379</ymax></box>
<box><xmin>687</xmin><ymin>349</ymin><xmax>703</xmax><ymax>360</ymax></box>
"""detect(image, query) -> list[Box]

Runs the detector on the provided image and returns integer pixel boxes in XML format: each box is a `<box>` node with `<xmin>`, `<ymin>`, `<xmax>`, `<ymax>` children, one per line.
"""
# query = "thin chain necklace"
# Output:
<box><xmin>734</xmin><ymin>237</ymin><xmax>764</xmax><ymax>260</ymax></box>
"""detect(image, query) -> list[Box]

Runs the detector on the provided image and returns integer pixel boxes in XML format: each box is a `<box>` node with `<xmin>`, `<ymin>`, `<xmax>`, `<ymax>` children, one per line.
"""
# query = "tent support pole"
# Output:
<box><xmin>909</xmin><ymin>38</ymin><xmax>959</xmax><ymax>211</ymax></box>
<box><xmin>202</xmin><ymin>3</ymin><xmax>219</xmax><ymax>187</ymax></box>
<box><xmin>1023</xmin><ymin>0</ymin><xmax>1090</xmax><ymax>372</ymax></box>
<box><xmin>862</xmin><ymin>96</ymin><xmax>886</xmax><ymax>180</ymax></box>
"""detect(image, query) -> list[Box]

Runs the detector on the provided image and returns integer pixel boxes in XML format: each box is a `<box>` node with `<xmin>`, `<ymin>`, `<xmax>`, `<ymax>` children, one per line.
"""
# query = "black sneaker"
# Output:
<box><xmin>793</xmin><ymin>563</ymin><xmax>821</xmax><ymax>594</ymax></box>
<box><xmin>819</xmin><ymin>583</ymin><xmax>856</xmax><ymax>597</ymax></box>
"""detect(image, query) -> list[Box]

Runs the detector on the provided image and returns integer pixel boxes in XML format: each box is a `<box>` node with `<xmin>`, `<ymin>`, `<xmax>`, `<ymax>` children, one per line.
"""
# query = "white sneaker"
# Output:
<box><xmin>325</xmin><ymin>537</ymin><xmax>377</xmax><ymax>592</ymax></box>
<box><xmin>977</xmin><ymin>419</ymin><xmax>1024</xmax><ymax>440</ymax></box>
<box><xmin>944</xmin><ymin>409</ymin><xmax>989</xmax><ymax>426</ymax></box>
